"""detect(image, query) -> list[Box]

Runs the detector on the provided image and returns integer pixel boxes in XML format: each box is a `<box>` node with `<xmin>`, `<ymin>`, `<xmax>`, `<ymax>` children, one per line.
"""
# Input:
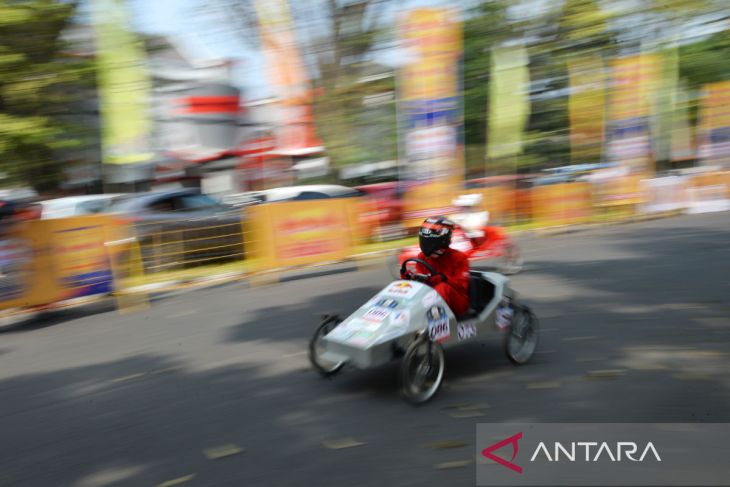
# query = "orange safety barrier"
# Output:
<box><xmin>245</xmin><ymin>199</ymin><xmax>361</xmax><ymax>272</ymax></box>
<box><xmin>0</xmin><ymin>215</ymin><xmax>131</xmax><ymax>311</ymax></box>
<box><xmin>532</xmin><ymin>182</ymin><xmax>593</xmax><ymax>227</ymax></box>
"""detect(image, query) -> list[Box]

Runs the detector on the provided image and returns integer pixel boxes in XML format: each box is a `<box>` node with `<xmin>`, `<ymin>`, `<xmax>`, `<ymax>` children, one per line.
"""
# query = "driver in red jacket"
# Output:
<box><xmin>401</xmin><ymin>216</ymin><xmax>470</xmax><ymax>318</ymax></box>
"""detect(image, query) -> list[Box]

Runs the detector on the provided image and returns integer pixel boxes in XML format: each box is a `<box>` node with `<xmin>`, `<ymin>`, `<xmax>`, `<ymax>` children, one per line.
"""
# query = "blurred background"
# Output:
<box><xmin>0</xmin><ymin>1</ymin><xmax>728</xmax><ymax>486</ymax></box>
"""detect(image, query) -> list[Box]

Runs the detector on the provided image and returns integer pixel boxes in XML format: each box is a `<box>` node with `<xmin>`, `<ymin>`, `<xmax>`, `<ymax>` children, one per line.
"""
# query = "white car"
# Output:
<box><xmin>39</xmin><ymin>194</ymin><xmax>127</xmax><ymax>219</ymax></box>
<box><xmin>234</xmin><ymin>184</ymin><xmax>363</xmax><ymax>204</ymax></box>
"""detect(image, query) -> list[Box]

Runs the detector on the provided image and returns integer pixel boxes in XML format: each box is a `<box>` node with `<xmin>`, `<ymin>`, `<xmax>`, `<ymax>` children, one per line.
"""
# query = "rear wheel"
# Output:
<box><xmin>400</xmin><ymin>337</ymin><xmax>445</xmax><ymax>404</ymax></box>
<box><xmin>308</xmin><ymin>315</ymin><xmax>346</xmax><ymax>376</ymax></box>
<box><xmin>504</xmin><ymin>305</ymin><xmax>539</xmax><ymax>364</ymax></box>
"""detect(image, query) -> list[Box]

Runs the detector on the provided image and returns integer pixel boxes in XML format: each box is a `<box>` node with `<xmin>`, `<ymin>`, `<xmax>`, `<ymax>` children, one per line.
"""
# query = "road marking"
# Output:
<box><xmin>203</xmin><ymin>444</ymin><xmax>244</xmax><ymax>459</ymax></box>
<box><xmin>157</xmin><ymin>474</ymin><xmax>195</xmax><ymax>487</ymax></box>
<box><xmin>585</xmin><ymin>369</ymin><xmax>627</xmax><ymax>380</ymax></box>
<box><xmin>448</xmin><ymin>410</ymin><xmax>487</xmax><ymax>419</ymax></box>
<box><xmin>323</xmin><ymin>437</ymin><xmax>365</xmax><ymax>450</ymax></box>
<box><xmin>110</xmin><ymin>372</ymin><xmax>147</xmax><ymax>383</ymax></box>
<box><xmin>435</xmin><ymin>460</ymin><xmax>473</xmax><ymax>469</ymax></box>
<box><xmin>527</xmin><ymin>380</ymin><xmax>561</xmax><ymax>389</ymax></box>
<box><xmin>423</xmin><ymin>440</ymin><xmax>468</xmax><ymax>449</ymax></box>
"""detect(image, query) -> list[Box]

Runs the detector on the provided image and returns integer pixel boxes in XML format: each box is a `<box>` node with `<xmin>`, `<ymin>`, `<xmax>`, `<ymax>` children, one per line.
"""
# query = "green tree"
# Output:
<box><xmin>0</xmin><ymin>1</ymin><xmax>93</xmax><ymax>191</ymax></box>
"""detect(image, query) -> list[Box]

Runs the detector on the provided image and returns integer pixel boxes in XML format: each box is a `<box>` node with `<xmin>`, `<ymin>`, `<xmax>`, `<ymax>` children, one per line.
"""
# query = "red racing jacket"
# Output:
<box><xmin>406</xmin><ymin>247</ymin><xmax>470</xmax><ymax>317</ymax></box>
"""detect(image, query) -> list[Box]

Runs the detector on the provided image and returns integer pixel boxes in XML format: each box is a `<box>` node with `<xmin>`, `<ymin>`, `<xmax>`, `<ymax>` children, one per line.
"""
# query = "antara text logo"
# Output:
<box><xmin>482</xmin><ymin>432</ymin><xmax>661</xmax><ymax>474</ymax></box>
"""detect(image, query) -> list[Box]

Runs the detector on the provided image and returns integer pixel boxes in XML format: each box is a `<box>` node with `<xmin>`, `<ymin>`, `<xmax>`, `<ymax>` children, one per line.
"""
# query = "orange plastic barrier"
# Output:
<box><xmin>0</xmin><ymin>215</ymin><xmax>128</xmax><ymax>311</ymax></box>
<box><xmin>532</xmin><ymin>182</ymin><xmax>593</xmax><ymax>227</ymax></box>
<box><xmin>245</xmin><ymin>199</ymin><xmax>361</xmax><ymax>271</ymax></box>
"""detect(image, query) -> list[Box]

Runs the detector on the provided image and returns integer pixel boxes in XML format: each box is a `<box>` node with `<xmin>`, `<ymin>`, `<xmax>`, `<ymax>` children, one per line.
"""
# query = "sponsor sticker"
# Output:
<box><xmin>362</xmin><ymin>307</ymin><xmax>390</xmax><ymax>323</ymax></box>
<box><xmin>422</xmin><ymin>290</ymin><xmax>440</xmax><ymax>307</ymax></box>
<box><xmin>427</xmin><ymin>305</ymin><xmax>450</xmax><ymax>342</ymax></box>
<box><xmin>391</xmin><ymin>309</ymin><xmax>410</xmax><ymax>327</ymax></box>
<box><xmin>458</xmin><ymin>322</ymin><xmax>477</xmax><ymax>340</ymax></box>
<box><xmin>496</xmin><ymin>300</ymin><xmax>514</xmax><ymax>329</ymax></box>
<box><xmin>383</xmin><ymin>281</ymin><xmax>420</xmax><ymax>299</ymax></box>
<box><xmin>374</xmin><ymin>297</ymin><xmax>399</xmax><ymax>309</ymax></box>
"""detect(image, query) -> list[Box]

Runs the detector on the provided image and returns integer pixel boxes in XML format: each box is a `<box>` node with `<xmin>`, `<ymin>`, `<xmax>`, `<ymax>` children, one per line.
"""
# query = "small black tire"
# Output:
<box><xmin>400</xmin><ymin>336</ymin><xmax>445</xmax><ymax>404</ymax></box>
<box><xmin>308</xmin><ymin>315</ymin><xmax>346</xmax><ymax>376</ymax></box>
<box><xmin>503</xmin><ymin>304</ymin><xmax>539</xmax><ymax>365</ymax></box>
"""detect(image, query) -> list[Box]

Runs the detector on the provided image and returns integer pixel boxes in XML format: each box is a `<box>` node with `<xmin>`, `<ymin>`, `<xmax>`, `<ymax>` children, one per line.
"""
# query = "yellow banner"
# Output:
<box><xmin>399</xmin><ymin>8</ymin><xmax>463</xmax><ymax>184</ymax></box>
<box><xmin>0</xmin><ymin>216</ymin><xmax>128</xmax><ymax>311</ymax></box>
<box><xmin>402</xmin><ymin>181</ymin><xmax>459</xmax><ymax>230</ymax></box>
<box><xmin>487</xmin><ymin>45</ymin><xmax>530</xmax><ymax>160</ymax></box>
<box><xmin>91</xmin><ymin>0</ymin><xmax>153</xmax><ymax>165</ymax></box>
<box><xmin>699</xmin><ymin>81</ymin><xmax>730</xmax><ymax>164</ymax></box>
<box><xmin>400</xmin><ymin>8</ymin><xmax>461</xmax><ymax>102</ymax></box>
<box><xmin>532</xmin><ymin>183</ymin><xmax>593</xmax><ymax>227</ymax></box>
<box><xmin>609</xmin><ymin>55</ymin><xmax>659</xmax><ymax>121</ymax></box>
<box><xmin>246</xmin><ymin>200</ymin><xmax>359</xmax><ymax>271</ymax></box>
<box><xmin>568</xmin><ymin>56</ymin><xmax>605</xmax><ymax>161</ymax></box>
<box><xmin>607</xmin><ymin>55</ymin><xmax>659</xmax><ymax>172</ymax></box>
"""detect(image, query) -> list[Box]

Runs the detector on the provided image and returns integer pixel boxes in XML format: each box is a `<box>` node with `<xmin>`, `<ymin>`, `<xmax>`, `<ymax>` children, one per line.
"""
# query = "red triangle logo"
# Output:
<box><xmin>481</xmin><ymin>432</ymin><xmax>523</xmax><ymax>474</ymax></box>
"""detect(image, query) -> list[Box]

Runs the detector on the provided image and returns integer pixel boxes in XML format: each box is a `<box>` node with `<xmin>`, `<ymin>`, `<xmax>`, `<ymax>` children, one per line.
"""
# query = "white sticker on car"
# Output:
<box><xmin>391</xmin><ymin>310</ymin><xmax>410</xmax><ymax>327</ymax></box>
<box><xmin>427</xmin><ymin>305</ymin><xmax>450</xmax><ymax>342</ymax></box>
<box><xmin>422</xmin><ymin>290</ymin><xmax>440</xmax><ymax>307</ymax></box>
<box><xmin>495</xmin><ymin>303</ymin><xmax>514</xmax><ymax>329</ymax></box>
<box><xmin>458</xmin><ymin>322</ymin><xmax>477</xmax><ymax>341</ymax></box>
<box><xmin>428</xmin><ymin>320</ymin><xmax>450</xmax><ymax>343</ymax></box>
<box><xmin>362</xmin><ymin>307</ymin><xmax>390</xmax><ymax>323</ymax></box>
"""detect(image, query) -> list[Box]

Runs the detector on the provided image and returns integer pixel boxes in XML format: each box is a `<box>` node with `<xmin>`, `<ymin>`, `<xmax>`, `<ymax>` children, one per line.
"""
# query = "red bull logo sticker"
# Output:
<box><xmin>384</xmin><ymin>281</ymin><xmax>420</xmax><ymax>299</ymax></box>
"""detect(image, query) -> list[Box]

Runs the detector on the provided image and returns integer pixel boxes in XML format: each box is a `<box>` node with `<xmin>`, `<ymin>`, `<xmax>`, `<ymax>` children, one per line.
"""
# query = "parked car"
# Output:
<box><xmin>39</xmin><ymin>194</ymin><xmax>127</xmax><ymax>219</ymax></box>
<box><xmin>250</xmin><ymin>184</ymin><xmax>364</xmax><ymax>202</ymax></box>
<box><xmin>109</xmin><ymin>189</ymin><xmax>244</xmax><ymax>271</ymax></box>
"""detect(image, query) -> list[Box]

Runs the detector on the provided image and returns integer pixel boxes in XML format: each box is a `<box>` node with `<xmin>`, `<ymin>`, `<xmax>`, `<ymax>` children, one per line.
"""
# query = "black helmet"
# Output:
<box><xmin>418</xmin><ymin>216</ymin><xmax>454</xmax><ymax>257</ymax></box>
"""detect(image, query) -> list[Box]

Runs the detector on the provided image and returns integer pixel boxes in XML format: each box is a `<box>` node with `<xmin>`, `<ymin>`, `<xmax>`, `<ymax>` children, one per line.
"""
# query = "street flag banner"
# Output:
<box><xmin>652</xmin><ymin>47</ymin><xmax>678</xmax><ymax>164</ymax></box>
<box><xmin>91</xmin><ymin>0</ymin><xmax>153</xmax><ymax>165</ymax></box>
<box><xmin>253</xmin><ymin>0</ymin><xmax>322</xmax><ymax>154</ymax></box>
<box><xmin>568</xmin><ymin>55</ymin><xmax>606</xmax><ymax>162</ymax></box>
<box><xmin>606</xmin><ymin>54</ymin><xmax>659</xmax><ymax>173</ymax></box>
<box><xmin>487</xmin><ymin>45</ymin><xmax>530</xmax><ymax>160</ymax></box>
<box><xmin>698</xmin><ymin>80</ymin><xmax>730</xmax><ymax>167</ymax></box>
<box><xmin>670</xmin><ymin>81</ymin><xmax>694</xmax><ymax>162</ymax></box>
<box><xmin>398</xmin><ymin>7</ymin><xmax>463</xmax><ymax>183</ymax></box>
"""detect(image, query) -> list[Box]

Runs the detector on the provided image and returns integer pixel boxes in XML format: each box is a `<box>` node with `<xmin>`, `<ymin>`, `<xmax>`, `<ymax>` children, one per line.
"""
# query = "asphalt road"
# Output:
<box><xmin>1</xmin><ymin>212</ymin><xmax>728</xmax><ymax>487</ymax></box>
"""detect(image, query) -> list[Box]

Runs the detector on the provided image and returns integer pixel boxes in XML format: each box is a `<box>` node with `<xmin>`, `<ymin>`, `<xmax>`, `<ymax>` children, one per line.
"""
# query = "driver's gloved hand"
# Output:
<box><xmin>413</xmin><ymin>273</ymin><xmax>429</xmax><ymax>283</ymax></box>
<box><xmin>426</xmin><ymin>274</ymin><xmax>445</xmax><ymax>286</ymax></box>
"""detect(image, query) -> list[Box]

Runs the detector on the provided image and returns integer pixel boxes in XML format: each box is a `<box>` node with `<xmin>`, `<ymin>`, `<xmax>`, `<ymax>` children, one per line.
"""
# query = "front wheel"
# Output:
<box><xmin>400</xmin><ymin>337</ymin><xmax>445</xmax><ymax>404</ymax></box>
<box><xmin>309</xmin><ymin>315</ymin><xmax>346</xmax><ymax>376</ymax></box>
<box><xmin>503</xmin><ymin>305</ymin><xmax>539</xmax><ymax>364</ymax></box>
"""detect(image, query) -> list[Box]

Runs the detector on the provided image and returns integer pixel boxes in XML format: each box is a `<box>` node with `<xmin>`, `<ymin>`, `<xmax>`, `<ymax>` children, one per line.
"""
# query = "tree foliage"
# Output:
<box><xmin>0</xmin><ymin>0</ymin><xmax>93</xmax><ymax>191</ymax></box>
